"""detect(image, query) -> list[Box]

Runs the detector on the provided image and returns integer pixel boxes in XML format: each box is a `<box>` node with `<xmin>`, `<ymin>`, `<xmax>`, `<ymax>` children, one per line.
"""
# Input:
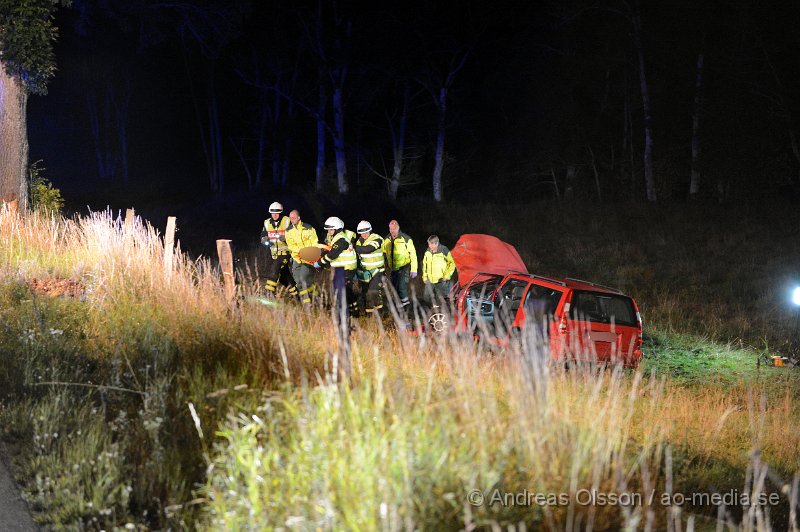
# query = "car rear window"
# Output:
<box><xmin>568</xmin><ymin>291</ymin><xmax>638</xmax><ymax>327</ymax></box>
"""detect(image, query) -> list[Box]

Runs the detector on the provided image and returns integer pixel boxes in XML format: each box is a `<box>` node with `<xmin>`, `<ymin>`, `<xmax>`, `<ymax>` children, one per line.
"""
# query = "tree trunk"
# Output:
<box><xmin>588</xmin><ymin>145</ymin><xmax>601</xmax><ymax>201</ymax></box>
<box><xmin>564</xmin><ymin>164</ymin><xmax>577</xmax><ymax>199</ymax></box>
<box><xmin>432</xmin><ymin>86</ymin><xmax>447</xmax><ymax>203</ymax></box>
<box><xmin>0</xmin><ymin>63</ymin><xmax>29</xmax><ymax>210</ymax></box>
<box><xmin>281</xmin><ymin>87</ymin><xmax>295</xmax><ymax>188</ymax></box>
<box><xmin>86</xmin><ymin>91</ymin><xmax>106</xmax><ymax>178</ymax></box>
<box><xmin>633</xmin><ymin>14</ymin><xmax>656</xmax><ymax>202</ymax></box>
<box><xmin>271</xmin><ymin>86</ymin><xmax>282</xmax><ymax>187</ymax></box>
<box><xmin>316</xmin><ymin>78</ymin><xmax>326</xmax><ymax>192</ymax></box>
<box><xmin>689</xmin><ymin>52</ymin><xmax>704</xmax><ymax>198</ymax></box>
<box><xmin>115</xmin><ymin>85</ymin><xmax>130</xmax><ymax>185</ymax></box>
<box><xmin>256</xmin><ymin>88</ymin><xmax>269</xmax><ymax>188</ymax></box>
<box><xmin>332</xmin><ymin>81</ymin><xmax>348</xmax><ymax>195</ymax></box>
<box><xmin>389</xmin><ymin>82</ymin><xmax>409</xmax><ymax>200</ymax></box>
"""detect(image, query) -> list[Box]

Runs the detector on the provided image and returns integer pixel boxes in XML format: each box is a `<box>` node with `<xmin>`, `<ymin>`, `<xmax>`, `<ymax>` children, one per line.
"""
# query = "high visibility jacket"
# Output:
<box><xmin>320</xmin><ymin>229</ymin><xmax>357</xmax><ymax>270</ymax></box>
<box><xmin>382</xmin><ymin>232</ymin><xmax>418</xmax><ymax>273</ymax></box>
<box><xmin>422</xmin><ymin>245</ymin><xmax>456</xmax><ymax>284</ymax></box>
<box><xmin>261</xmin><ymin>216</ymin><xmax>290</xmax><ymax>259</ymax></box>
<box><xmin>285</xmin><ymin>221</ymin><xmax>319</xmax><ymax>262</ymax></box>
<box><xmin>355</xmin><ymin>233</ymin><xmax>384</xmax><ymax>272</ymax></box>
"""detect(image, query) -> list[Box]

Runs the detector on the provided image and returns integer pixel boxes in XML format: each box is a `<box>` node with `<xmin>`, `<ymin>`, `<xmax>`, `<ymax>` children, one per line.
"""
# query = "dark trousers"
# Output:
<box><xmin>265</xmin><ymin>254</ymin><xmax>296</xmax><ymax>295</ymax></box>
<box><xmin>390</xmin><ymin>264</ymin><xmax>411</xmax><ymax>306</ymax></box>
<box><xmin>359</xmin><ymin>271</ymin><xmax>384</xmax><ymax>314</ymax></box>
<box><xmin>423</xmin><ymin>280</ymin><xmax>451</xmax><ymax>307</ymax></box>
<box><xmin>332</xmin><ymin>268</ymin><xmax>358</xmax><ymax>316</ymax></box>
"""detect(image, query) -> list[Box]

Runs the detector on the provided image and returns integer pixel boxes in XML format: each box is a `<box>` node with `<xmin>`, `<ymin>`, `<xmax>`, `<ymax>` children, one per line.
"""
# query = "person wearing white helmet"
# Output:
<box><xmin>315</xmin><ymin>216</ymin><xmax>358</xmax><ymax>316</ymax></box>
<box><xmin>285</xmin><ymin>209</ymin><xmax>319</xmax><ymax>305</ymax></box>
<box><xmin>260</xmin><ymin>201</ymin><xmax>297</xmax><ymax>297</ymax></box>
<box><xmin>354</xmin><ymin>220</ymin><xmax>385</xmax><ymax>315</ymax></box>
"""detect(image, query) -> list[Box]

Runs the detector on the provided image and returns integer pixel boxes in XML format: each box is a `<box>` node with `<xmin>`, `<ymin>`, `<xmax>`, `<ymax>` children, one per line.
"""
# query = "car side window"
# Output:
<box><xmin>524</xmin><ymin>285</ymin><xmax>563</xmax><ymax>319</ymax></box>
<box><xmin>495</xmin><ymin>279</ymin><xmax>528</xmax><ymax>306</ymax></box>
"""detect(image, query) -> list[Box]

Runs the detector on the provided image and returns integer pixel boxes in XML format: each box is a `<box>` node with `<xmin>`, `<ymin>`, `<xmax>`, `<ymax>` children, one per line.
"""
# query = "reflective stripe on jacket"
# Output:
<box><xmin>422</xmin><ymin>245</ymin><xmax>456</xmax><ymax>284</ymax></box>
<box><xmin>381</xmin><ymin>232</ymin><xmax>418</xmax><ymax>273</ymax></box>
<box><xmin>285</xmin><ymin>222</ymin><xmax>319</xmax><ymax>262</ymax></box>
<box><xmin>321</xmin><ymin>229</ymin><xmax>357</xmax><ymax>270</ymax></box>
<box><xmin>355</xmin><ymin>233</ymin><xmax>384</xmax><ymax>272</ymax></box>
<box><xmin>263</xmin><ymin>216</ymin><xmax>290</xmax><ymax>258</ymax></box>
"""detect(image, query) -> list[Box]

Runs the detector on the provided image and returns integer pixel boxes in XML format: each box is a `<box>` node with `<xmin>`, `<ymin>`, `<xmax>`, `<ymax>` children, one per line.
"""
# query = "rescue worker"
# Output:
<box><xmin>422</xmin><ymin>235</ymin><xmax>456</xmax><ymax>307</ymax></box>
<box><xmin>285</xmin><ymin>209</ymin><xmax>319</xmax><ymax>305</ymax></box>
<box><xmin>354</xmin><ymin>220</ymin><xmax>385</xmax><ymax>315</ymax></box>
<box><xmin>382</xmin><ymin>219</ymin><xmax>418</xmax><ymax>308</ymax></box>
<box><xmin>260</xmin><ymin>201</ymin><xmax>297</xmax><ymax>297</ymax></box>
<box><xmin>314</xmin><ymin>216</ymin><xmax>358</xmax><ymax>316</ymax></box>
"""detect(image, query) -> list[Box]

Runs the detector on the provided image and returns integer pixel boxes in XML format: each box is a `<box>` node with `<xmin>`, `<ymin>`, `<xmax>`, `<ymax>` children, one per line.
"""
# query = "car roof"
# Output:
<box><xmin>503</xmin><ymin>271</ymin><xmax>626</xmax><ymax>296</ymax></box>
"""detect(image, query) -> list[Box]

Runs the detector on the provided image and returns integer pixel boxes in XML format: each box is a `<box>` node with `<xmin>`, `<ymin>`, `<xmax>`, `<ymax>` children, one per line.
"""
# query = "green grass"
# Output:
<box><xmin>642</xmin><ymin>329</ymin><xmax>800</xmax><ymax>390</ymax></box>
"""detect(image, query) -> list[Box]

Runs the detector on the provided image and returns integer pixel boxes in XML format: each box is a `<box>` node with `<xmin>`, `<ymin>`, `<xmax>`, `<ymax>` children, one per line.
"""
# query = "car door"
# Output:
<box><xmin>517</xmin><ymin>282</ymin><xmax>565</xmax><ymax>339</ymax></box>
<box><xmin>455</xmin><ymin>273</ymin><xmax>503</xmax><ymax>333</ymax></box>
<box><xmin>492</xmin><ymin>277</ymin><xmax>531</xmax><ymax>338</ymax></box>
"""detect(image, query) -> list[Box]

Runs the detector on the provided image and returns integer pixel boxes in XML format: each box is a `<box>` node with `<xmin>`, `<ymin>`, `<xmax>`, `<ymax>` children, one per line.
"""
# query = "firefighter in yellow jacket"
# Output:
<box><xmin>260</xmin><ymin>201</ymin><xmax>297</xmax><ymax>297</ymax></box>
<box><xmin>354</xmin><ymin>220</ymin><xmax>385</xmax><ymax>315</ymax></box>
<box><xmin>422</xmin><ymin>235</ymin><xmax>456</xmax><ymax>307</ymax></box>
<box><xmin>382</xmin><ymin>219</ymin><xmax>417</xmax><ymax>307</ymax></box>
<box><xmin>314</xmin><ymin>216</ymin><xmax>358</xmax><ymax>316</ymax></box>
<box><xmin>285</xmin><ymin>209</ymin><xmax>319</xmax><ymax>305</ymax></box>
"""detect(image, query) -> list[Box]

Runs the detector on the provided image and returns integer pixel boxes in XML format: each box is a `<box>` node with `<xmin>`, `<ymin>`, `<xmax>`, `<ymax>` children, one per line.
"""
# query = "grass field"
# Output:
<box><xmin>0</xmin><ymin>200</ymin><xmax>799</xmax><ymax>530</ymax></box>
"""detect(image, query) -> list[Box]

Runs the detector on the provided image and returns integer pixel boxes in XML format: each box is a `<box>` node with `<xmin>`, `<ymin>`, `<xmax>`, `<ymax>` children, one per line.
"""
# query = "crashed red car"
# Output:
<box><xmin>449</xmin><ymin>234</ymin><xmax>643</xmax><ymax>368</ymax></box>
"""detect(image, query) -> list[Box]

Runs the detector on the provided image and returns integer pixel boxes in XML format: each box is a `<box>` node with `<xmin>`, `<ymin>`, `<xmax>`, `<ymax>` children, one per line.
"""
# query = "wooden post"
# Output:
<box><xmin>216</xmin><ymin>239</ymin><xmax>235</xmax><ymax>303</ymax></box>
<box><xmin>164</xmin><ymin>216</ymin><xmax>176</xmax><ymax>275</ymax></box>
<box><xmin>124</xmin><ymin>208</ymin><xmax>135</xmax><ymax>231</ymax></box>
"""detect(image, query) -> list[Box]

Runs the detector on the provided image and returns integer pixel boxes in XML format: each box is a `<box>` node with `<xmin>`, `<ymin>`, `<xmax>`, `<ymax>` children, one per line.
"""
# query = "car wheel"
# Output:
<box><xmin>428</xmin><ymin>310</ymin><xmax>448</xmax><ymax>333</ymax></box>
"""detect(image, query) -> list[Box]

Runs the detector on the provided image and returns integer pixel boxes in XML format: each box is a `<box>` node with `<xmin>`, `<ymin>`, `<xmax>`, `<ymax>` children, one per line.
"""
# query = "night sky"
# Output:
<box><xmin>24</xmin><ymin>0</ymin><xmax>800</xmax><ymax>230</ymax></box>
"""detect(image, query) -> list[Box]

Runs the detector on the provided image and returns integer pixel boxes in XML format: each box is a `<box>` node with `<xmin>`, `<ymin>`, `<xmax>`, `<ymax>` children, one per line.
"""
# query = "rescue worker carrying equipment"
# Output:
<box><xmin>260</xmin><ymin>201</ymin><xmax>297</xmax><ymax>297</ymax></box>
<box><xmin>382</xmin><ymin>220</ymin><xmax>418</xmax><ymax>308</ymax></box>
<box><xmin>285</xmin><ymin>209</ymin><xmax>319</xmax><ymax>305</ymax></box>
<box><xmin>422</xmin><ymin>235</ymin><xmax>456</xmax><ymax>307</ymax></box>
<box><xmin>354</xmin><ymin>220</ymin><xmax>385</xmax><ymax>314</ymax></box>
<box><xmin>315</xmin><ymin>216</ymin><xmax>359</xmax><ymax>316</ymax></box>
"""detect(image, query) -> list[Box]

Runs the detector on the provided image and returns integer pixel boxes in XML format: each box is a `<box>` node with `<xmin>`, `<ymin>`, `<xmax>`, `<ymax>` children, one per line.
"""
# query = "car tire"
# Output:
<box><xmin>427</xmin><ymin>309</ymin><xmax>448</xmax><ymax>333</ymax></box>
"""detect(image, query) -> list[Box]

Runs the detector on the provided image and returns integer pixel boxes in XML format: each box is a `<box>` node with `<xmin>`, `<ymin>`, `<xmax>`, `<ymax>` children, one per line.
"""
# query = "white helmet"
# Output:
<box><xmin>356</xmin><ymin>220</ymin><xmax>372</xmax><ymax>234</ymax></box>
<box><xmin>324</xmin><ymin>216</ymin><xmax>344</xmax><ymax>230</ymax></box>
<box><xmin>268</xmin><ymin>201</ymin><xmax>283</xmax><ymax>214</ymax></box>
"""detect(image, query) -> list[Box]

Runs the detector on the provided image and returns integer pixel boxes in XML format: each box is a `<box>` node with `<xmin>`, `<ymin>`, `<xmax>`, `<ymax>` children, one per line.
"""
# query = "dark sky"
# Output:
<box><xmin>25</xmin><ymin>0</ymin><xmax>800</xmax><ymax>213</ymax></box>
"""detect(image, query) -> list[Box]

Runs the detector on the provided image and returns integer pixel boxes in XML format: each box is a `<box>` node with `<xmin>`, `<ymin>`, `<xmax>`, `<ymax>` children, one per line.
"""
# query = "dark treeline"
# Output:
<box><xmin>27</xmin><ymin>0</ymin><xmax>800</xmax><ymax>204</ymax></box>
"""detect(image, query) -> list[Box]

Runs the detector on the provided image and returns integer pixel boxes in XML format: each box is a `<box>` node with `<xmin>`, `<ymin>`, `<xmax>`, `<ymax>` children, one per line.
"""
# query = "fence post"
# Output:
<box><xmin>216</xmin><ymin>239</ymin><xmax>235</xmax><ymax>303</ymax></box>
<box><xmin>164</xmin><ymin>216</ymin><xmax>176</xmax><ymax>276</ymax></box>
<box><xmin>124</xmin><ymin>208</ymin><xmax>135</xmax><ymax>231</ymax></box>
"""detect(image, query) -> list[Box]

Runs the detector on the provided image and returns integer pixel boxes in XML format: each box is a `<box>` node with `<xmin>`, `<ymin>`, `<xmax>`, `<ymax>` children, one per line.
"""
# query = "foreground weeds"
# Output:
<box><xmin>0</xmin><ymin>207</ymin><xmax>798</xmax><ymax>529</ymax></box>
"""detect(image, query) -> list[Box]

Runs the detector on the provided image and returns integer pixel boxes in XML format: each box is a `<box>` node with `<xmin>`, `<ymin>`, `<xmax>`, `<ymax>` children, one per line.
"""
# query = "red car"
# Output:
<box><xmin>449</xmin><ymin>234</ymin><xmax>643</xmax><ymax>368</ymax></box>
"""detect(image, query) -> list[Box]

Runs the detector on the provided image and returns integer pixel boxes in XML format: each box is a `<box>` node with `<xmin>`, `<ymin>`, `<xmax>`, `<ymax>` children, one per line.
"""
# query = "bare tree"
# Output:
<box><xmin>689</xmin><ymin>51</ymin><xmax>704</xmax><ymax>198</ymax></box>
<box><xmin>631</xmin><ymin>8</ymin><xmax>656</xmax><ymax>202</ymax></box>
<box><xmin>418</xmin><ymin>48</ymin><xmax>470</xmax><ymax>202</ymax></box>
<box><xmin>233</xmin><ymin>39</ymin><xmax>302</xmax><ymax>190</ymax></box>
<box><xmin>166</xmin><ymin>2</ymin><xmax>244</xmax><ymax>193</ymax></box>
<box><xmin>84</xmin><ymin>64</ymin><xmax>132</xmax><ymax>183</ymax></box>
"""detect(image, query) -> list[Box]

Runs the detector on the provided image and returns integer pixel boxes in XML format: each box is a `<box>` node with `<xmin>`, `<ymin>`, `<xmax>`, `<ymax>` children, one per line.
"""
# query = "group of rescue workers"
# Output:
<box><xmin>260</xmin><ymin>201</ymin><xmax>457</xmax><ymax>317</ymax></box>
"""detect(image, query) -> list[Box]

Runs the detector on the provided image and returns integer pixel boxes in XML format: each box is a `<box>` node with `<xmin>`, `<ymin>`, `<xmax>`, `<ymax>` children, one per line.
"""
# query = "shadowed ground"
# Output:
<box><xmin>0</xmin><ymin>441</ymin><xmax>37</xmax><ymax>532</ymax></box>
